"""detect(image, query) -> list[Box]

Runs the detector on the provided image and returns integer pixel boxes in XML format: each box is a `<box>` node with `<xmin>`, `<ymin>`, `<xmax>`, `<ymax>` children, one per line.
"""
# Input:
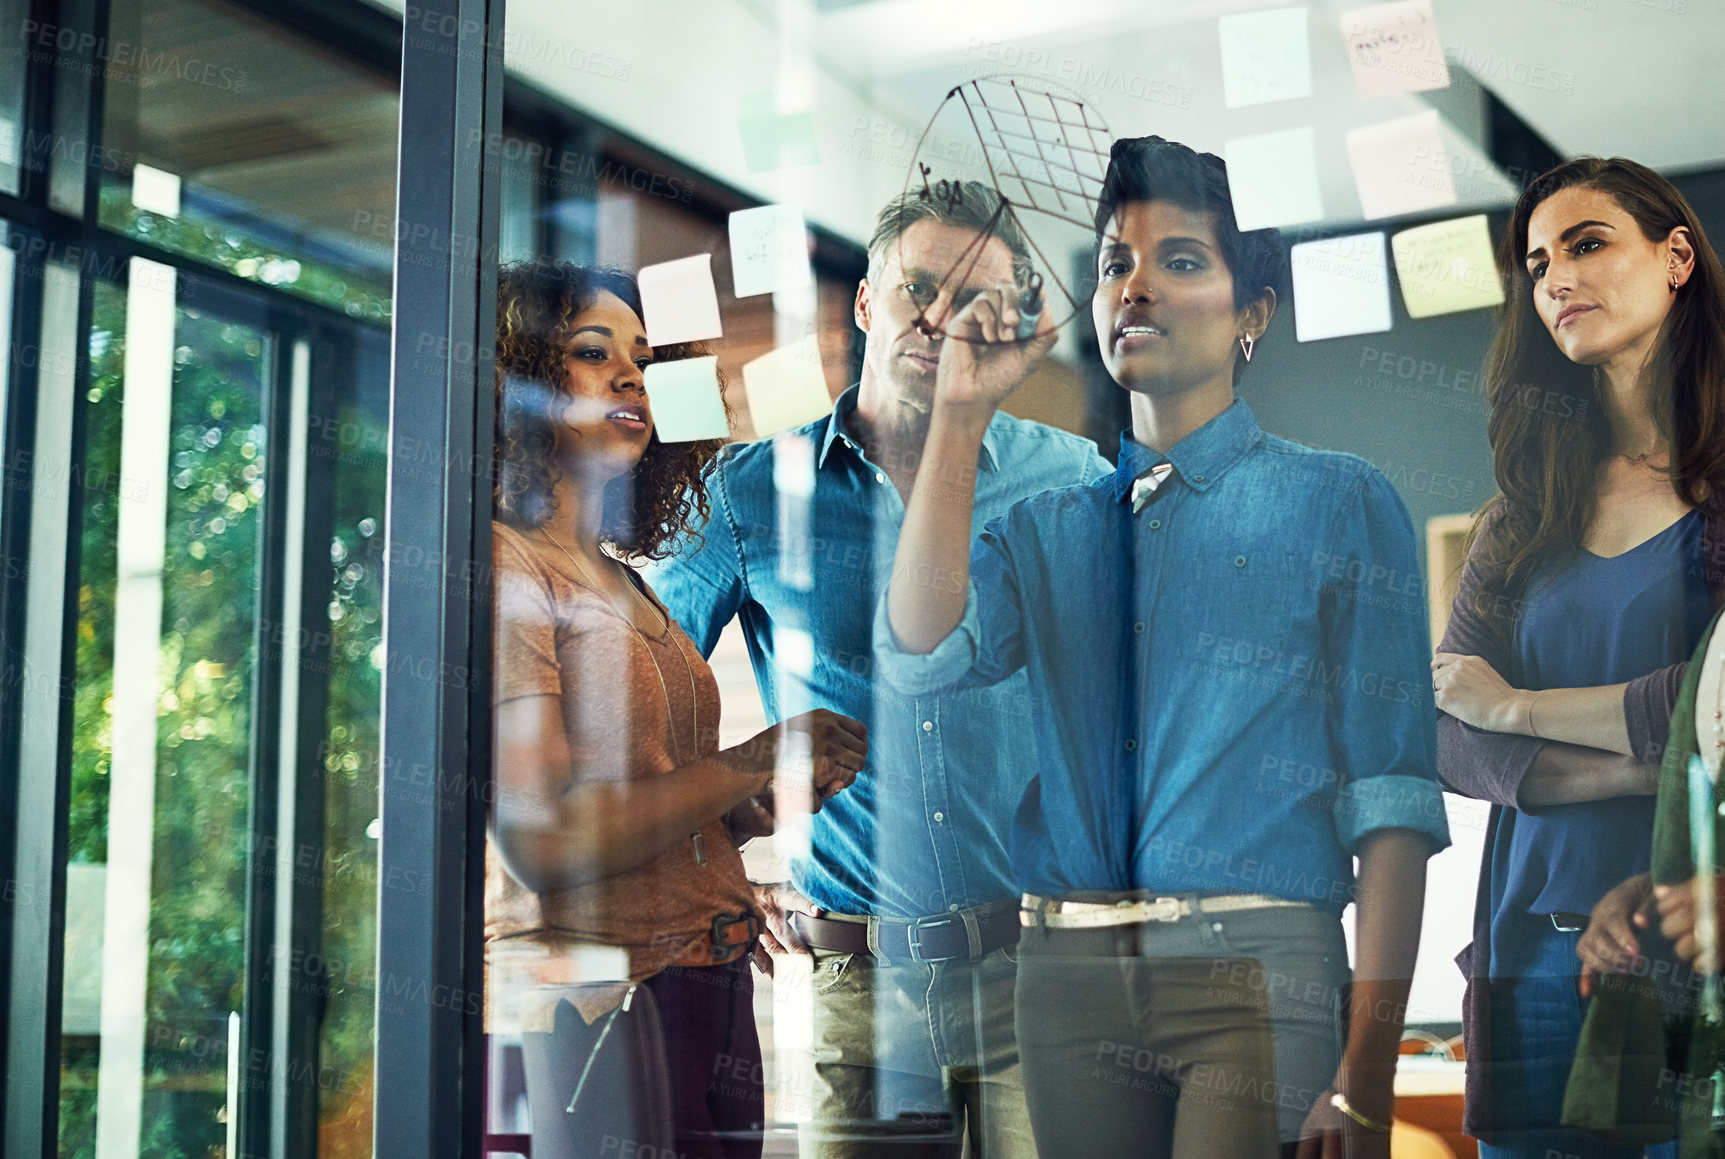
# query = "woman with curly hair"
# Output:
<box><xmin>485</xmin><ymin>261</ymin><xmax>867</xmax><ymax>1159</ymax></box>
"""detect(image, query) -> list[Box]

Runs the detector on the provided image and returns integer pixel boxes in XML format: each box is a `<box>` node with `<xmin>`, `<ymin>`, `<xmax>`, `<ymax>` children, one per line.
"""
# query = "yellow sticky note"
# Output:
<box><xmin>1391</xmin><ymin>215</ymin><xmax>1506</xmax><ymax>319</ymax></box>
<box><xmin>644</xmin><ymin>356</ymin><xmax>729</xmax><ymax>443</ymax></box>
<box><xmin>742</xmin><ymin>336</ymin><xmax>832</xmax><ymax>438</ymax></box>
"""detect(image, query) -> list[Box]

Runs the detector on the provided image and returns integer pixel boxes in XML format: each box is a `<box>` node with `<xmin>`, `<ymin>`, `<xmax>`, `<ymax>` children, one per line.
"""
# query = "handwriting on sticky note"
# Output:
<box><xmin>743</xmin><ymin>336</ymin><xmax>832</xmax><ymax>438</ymax></box>
<box><xmin>1218</xmin><ymin>7</ymin><xmax>1313</xmax><ymax>109</ymax></box>
<box><xmin>644</xmin><ymin>356</ymin><xmax>729</xmax><ymax>443</ymax></box>
<box><xmin>1391</xmin><ymin>215</ymin><xmax>1505</xmax><ymax>319</ymax></box>
<box><xmin>729</xmin><ymin>205</ymin><xmax>814</xmax><ymax>299</ymax></box>
<box><xmin>1291</xmin><ymin>232</ymin><xmax>1393</xmax><ymax>343</ymax></box>
<box><xmin>1225</xmin><ymin>127</ymin><xmax>1324</xmax><ymax>231</ymax></box>
<box><xmin>639</xmin><ymin>254</ymin><xmax>723</xmax><ymax>347</ymax></box>
<box><xmin>1340</xmin><ymin>0</ymin><xmax>1450</xmax><ymax>98</ymax></box>
<box><xmin>1345</xmin><ymin>110</ymin><xmax>1455</xmax><ymax>220</ymax></box>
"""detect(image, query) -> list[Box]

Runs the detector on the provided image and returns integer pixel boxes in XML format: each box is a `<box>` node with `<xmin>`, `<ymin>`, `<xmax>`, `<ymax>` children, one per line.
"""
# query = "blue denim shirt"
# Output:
<box><xmin>647</xmin><ymin>385</ymin><xmax>1110</xmax><ymax>918</ymax></box>
<box><xmin>876</xmin><ymin>400</ymin><xmax>1451</xmax><ymax>910</ymax></box>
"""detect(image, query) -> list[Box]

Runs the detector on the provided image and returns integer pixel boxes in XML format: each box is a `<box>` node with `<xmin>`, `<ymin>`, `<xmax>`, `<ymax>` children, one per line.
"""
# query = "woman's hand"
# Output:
<box><xmin>721</xmin><ymin>709</ymin><xmax>868</xmax><ymax>814</ymax></box>
<box><xmin>1655</xmin><ymin>875</ymin><xmax>1723</xmax><ymax>973</ymax></box>
<box><xmin>722</xmin><ymin>794</ymin><xmax>775</xmax><ymax>845</ymax></box>
<box><xmin>1432</xmin><ymin>652</ymin><xmax>1534</xmax><ymax>735</ymax></box>
<box><xmin>1576</xmin><ymin>872</ymin><xmax>1653</xmax><ymax>995</ymax></box>
<box><xmin>1295</xmin><ymin>1081</ymin><xmax>1392</xmax><ymax>1159</ymax></box>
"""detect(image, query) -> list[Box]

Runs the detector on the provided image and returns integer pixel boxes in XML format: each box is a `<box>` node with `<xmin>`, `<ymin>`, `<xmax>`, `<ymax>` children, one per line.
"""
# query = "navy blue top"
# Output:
<box><xmin>1488</xmin><ymin>508</ymin><xmax>1711</xmax><ymax>963</ymax></box>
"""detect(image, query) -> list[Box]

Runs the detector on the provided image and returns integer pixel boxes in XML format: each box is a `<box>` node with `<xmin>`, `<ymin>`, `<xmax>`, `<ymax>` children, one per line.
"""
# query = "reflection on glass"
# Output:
<box><xmin>96</xmin><ymin>0</ymin><xmax>397</xmax><ymax>319</ymax></box>
<box><xmin>61</xmin><ymin>263</ymin><xmax>271</xmax><ymax>1158</ymax></box>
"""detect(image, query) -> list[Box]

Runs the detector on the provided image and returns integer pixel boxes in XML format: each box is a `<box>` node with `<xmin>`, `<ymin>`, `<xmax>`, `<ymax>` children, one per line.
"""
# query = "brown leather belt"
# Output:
<box><xmin>791</xmin><ymin>907</ymin><xmax>1020</xmax><ymax>964</ymax></box>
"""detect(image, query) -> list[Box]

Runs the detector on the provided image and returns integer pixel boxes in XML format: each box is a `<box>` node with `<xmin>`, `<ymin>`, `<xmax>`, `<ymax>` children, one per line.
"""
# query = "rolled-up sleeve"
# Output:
<box><xmin>1325</xmin><ymin>470</ymin><xmax>1451</xmax><ymax>853</ymax></box>
<box><xmin>1623</xmin><ymin>662</ymin><xmax>1688</xmax><ymax>765</ymax></box>
<box><xmin>874</xmin><ymin>520</ymin><xmax>1029</xmax><ymax>696</ymax></box>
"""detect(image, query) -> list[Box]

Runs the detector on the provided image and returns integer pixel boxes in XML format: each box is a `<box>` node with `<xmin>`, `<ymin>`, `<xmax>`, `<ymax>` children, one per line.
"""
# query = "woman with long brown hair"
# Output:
<box><xmin>484</xmin><ymin>261</ymin><xmax>867</xmax><ymax>1158</ymax></box>
<box><xmin>1432</xmin><ymin>158</ymin><xmax>1725</xmax><ymax>1158</ymax></box>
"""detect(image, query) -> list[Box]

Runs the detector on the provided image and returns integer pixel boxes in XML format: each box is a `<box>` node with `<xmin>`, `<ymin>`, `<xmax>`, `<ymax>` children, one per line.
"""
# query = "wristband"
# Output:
<box><xmin>1330</xmin><ymin>1091</ymin><xmax>1392</xmax><ymax>1133</ymax></box>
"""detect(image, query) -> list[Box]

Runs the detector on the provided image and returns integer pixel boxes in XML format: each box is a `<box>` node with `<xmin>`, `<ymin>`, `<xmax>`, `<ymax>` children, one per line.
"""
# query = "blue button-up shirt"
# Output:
<box><xmin>648</xmin><ymin>385</ymin><xmax>1110</xmax><ymax>918</ymax></box>
<box><xmin>876</xmin><ymin>400</ymin><xmax>1450</xmax><ymax>910</ymax></box>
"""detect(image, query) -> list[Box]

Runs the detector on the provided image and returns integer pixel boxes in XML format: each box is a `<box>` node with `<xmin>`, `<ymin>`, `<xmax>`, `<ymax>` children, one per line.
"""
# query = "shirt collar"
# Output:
<box><xmin>1109</xmin><ymin>398</ymin><xmax>1262</xmax><ymax>504</ymax></box>
<box><xmin>817</xmin><ymin>383</ymin><xmax>1001</xmax><ymax>473</ymax></box>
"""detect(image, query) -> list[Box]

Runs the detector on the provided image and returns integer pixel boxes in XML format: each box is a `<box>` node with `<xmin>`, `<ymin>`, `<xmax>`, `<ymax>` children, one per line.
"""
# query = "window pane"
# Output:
<box><xmin>96</xmin><ymin>0</ymin><xmax>396</xmax><ymax>320</ymax></box>
<box><xmin>61</xmin><ymin>261</ymin><xmax>272</xmax><ymax>1158</ymax></box>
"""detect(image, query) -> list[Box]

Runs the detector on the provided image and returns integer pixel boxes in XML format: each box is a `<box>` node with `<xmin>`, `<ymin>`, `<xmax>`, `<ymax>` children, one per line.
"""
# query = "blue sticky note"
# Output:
<box><xmin>644</xmin><ymin>356</ymin><xmax>729</xmax><ymax>443</ymax></box>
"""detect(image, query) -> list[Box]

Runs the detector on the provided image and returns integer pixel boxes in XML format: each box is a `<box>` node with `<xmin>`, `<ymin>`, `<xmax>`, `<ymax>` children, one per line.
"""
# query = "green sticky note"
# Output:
<box><xmin>1391</xmin><ymin>214</ymin><xmax>1506</xmax><ymax>319</ymax></box>
<box><xmin>644</xmin><ymin>356</ymin><xmax>729</xmax><ymax>443</ymax></box>
<box><xmin>738</xmin><ymin>91</ymin><xmax>820</xmax><ymax>174</ymax></box>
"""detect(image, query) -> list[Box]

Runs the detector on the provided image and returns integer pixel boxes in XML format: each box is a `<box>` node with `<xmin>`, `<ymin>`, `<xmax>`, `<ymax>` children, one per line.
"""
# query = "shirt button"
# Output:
<box><xmin>1193</xmin><ymin>474</ymin><xmax>1205</xmax><ymax>483</ymax></box>
<box><xmin>1124</xmin><ymin>738</ymin><xmax>1137</xmax><ymax>752</ymax></box>
<box><xmin>875</xmin><ymin>472</ymin><xmax>887</xmax><ymax>484</ymax></box>
<box><xmin>933</xmin><ymin>811</ymin><xmax>945</xmax><ymax>823</ymax></box>
<box><xmin>949</xmin><ymin>903</ymin><xmax>961</xmax><ymax>913</ymax></box>
<box><xmin>922</xmin><ymin>720</ymin><xmax>934</xmax><ymax>732</ymax></box>
<box><xmin>1147</xmin><ymin>518</ymin><xmax>1161</xmax><ymax>529</ymax></box>
<box><xmin>1133</xmin><ymin>621</ymin><xmax>1145</xmax><ymax>634</ymax></box>
<box><xmin>1234</xmin><ymin>555</ymin><xmax>1247</xmax><ymax>568</ymax></box>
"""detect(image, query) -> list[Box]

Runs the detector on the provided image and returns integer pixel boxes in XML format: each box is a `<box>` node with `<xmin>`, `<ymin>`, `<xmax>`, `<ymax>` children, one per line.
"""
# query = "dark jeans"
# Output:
<box><xmin>521</xmin><ymin>957</ymin><xmax>763</xmax><ymax>1159</ymax></box>
<box><xmin>1479</xmin><ymin>915</ymin><xmax>1677</xmax><ymax>1159</ymax></box>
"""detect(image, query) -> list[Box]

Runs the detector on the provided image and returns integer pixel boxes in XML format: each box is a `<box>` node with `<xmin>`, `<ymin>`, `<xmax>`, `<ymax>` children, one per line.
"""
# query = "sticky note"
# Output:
<box><xmin>742</xmin><ymin>336</ymin><xmax>832</xmax><ymax>438</ymax></box>
<box><xmin>1391</xmin><ymin>214</ymin><xmax>1505</xmax><ymax>319</ymax></box>
<box><xmin>737</xmin><ymin>91</ymin><xmax>820</xmax><ymax>175</ymax></box>
<box><xmin>1340</xmin><ymin>0</ymin><xmax>1450</xmax><ymax>99</ymax></box>
<box><xmin>1218</xmin><ymin>7</ymin><xmax>1313</xmax><ymax>108</ymax></box>
<box><xmin>729</xmin><ymin>204</ymin><xmax>814</xmax><ymax>299</ymax></box>
<box><xmin>638</xmin><ymin>254</ymin><xmax>723</xmax><ymax>346</ymax></box>
<box><xmin>1290</xmin><ymin>232</ymin><xmax>1392</xmax><ymax>343</ymax></box>
<box><xmin>1345</xmin><ymin>110</ymin><xmax>1455</xmax><ymax>220</ymax></box>
<box><xmin>644</xmin><ymin>356</ymin><xmax>729</xmax><ymax>443</ymax></box>
<box><xmin>132</xmin><ymin>163</ymin><xmax>181</xmax><ymax>218</ymax></box>
<box><xmin>1224</xmin><ymin>127</ymin><xmax>1324</xmax><ymax>231</ymax></box>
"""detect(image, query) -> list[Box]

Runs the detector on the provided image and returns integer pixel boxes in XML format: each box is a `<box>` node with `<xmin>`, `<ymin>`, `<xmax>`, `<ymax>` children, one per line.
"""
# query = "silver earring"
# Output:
<box><xmin>1239</xmin><ymin>334</ymin><xmax>1255</xmax><ymax>363</ymax></box>
<box><xmin>1672</xmin><ymin>274</ymin><xmax>1681</xmax><ymax>293</ymax></box>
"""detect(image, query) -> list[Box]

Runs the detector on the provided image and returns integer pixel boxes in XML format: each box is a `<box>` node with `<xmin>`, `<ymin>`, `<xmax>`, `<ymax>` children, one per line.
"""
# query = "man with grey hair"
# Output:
<box><xmin>649</xmin><ymin>181</ymin><xmax>1108</xmax><ymax>1157</ymax></box>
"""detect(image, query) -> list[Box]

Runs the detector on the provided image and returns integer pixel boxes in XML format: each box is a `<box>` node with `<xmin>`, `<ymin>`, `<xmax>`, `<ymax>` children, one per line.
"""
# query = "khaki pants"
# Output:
<box><xmin>1015</xmin><ymin>901</ymin><xmax>1349</xmax><ymax>1159</ymax></box>
<box><xmin>792</xmin><ymin>912</ymin><xmax>1037</xmax><ymax>1159</ymax></box>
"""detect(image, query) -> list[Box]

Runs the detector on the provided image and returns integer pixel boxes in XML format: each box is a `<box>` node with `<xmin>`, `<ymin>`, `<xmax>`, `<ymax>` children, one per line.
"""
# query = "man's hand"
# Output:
<box><xmin>1432</xmin><ymin>652</ymin><xmax>1532</xmax><ymax>735</ymax></box>
<box><xmin>752</xmin><ymin>882</ymin><xmax>822</xmax><ymax>975</ymax></box>
<box><xmin>1577</xmin><ymin>872</ymin><xmax>1653</xmax><ymax>995</ymax></box>
<box><xmin>931</xmin><ymin>288</ymin><xmax>1057</xmax><ymax>417</ymax></box>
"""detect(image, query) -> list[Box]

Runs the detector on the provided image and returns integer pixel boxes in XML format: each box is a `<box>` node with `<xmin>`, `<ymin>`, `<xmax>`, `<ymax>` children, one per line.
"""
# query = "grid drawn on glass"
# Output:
<box><xmin>891</xmin><ymin>77</ymin><xmax>1108</xmax><ymax>341</ymax></box>
<box><xmin>957</xmin><ymin>77</ymin><xmax>1110</xmax><ymax>234</ymax></box>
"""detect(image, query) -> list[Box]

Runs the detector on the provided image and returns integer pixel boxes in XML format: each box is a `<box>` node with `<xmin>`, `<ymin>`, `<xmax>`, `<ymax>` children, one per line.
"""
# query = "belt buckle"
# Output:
<box><xmin>711</xmin><ymin>912</ymin><xmax>759</xmax><ymax>957</ymax></box>
<box><xmin>1550</xmin><ymin>913</ymin><xmax>1585</xmax><ymax>934</ymax></box>
<box><xmin>1145</xmin><ymin>897</ymin><xmax>1185</xmax><ymax>923</ymax></box>
<box><xmin>906</xmin><ymin>914</ymin><xmax>962</xmax><ymax>964</ymax></box>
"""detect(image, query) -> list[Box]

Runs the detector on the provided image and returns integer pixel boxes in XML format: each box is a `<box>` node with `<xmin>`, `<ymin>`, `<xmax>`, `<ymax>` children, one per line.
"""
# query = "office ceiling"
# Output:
<box><xmin>361</xmin><ymin>0</ymin><xmax>1725</xmax><ymax>247</ymax></box>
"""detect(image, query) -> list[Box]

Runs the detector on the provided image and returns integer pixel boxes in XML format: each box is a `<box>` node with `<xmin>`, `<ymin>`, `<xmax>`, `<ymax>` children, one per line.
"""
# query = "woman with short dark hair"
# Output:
<box><xmin>878</xmin><ymin>136</ymin><xmax>1448</xmax><ymax>1158</ymax></box>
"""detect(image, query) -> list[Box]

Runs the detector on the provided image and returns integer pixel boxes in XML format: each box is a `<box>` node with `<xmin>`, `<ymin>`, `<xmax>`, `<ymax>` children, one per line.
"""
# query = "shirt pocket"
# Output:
<box><xmin>1174</xmin><ymin>545</ymin><xmax>1304</xmax><ymax>666</ymax></box>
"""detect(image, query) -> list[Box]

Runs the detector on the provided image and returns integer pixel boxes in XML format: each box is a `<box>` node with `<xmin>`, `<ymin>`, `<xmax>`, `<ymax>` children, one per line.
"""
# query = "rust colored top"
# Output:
<box><xmin>484</xmin><ymin>522</ymin><xmax>758</xmax><ymax>1031</ymax></box>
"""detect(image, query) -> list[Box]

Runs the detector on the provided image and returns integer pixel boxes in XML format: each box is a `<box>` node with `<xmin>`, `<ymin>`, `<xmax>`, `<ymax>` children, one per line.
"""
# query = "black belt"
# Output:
<box><xmin>791</xmin><ymin>907</ymin><xmax>1020</xmax><ymax>964</ymax></box>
